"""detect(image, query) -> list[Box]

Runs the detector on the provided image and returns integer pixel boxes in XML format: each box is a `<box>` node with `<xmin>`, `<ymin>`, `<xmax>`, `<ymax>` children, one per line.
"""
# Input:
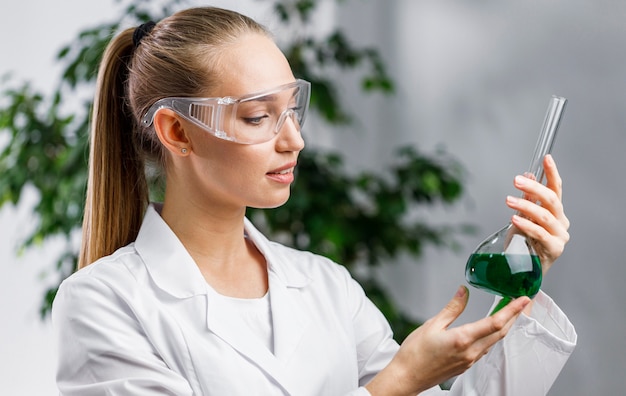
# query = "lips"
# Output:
<box><xmin>268</xmin><ymin>168</ymin><xmax>293</xmax><ymax>175</ymax></box>
<box><xmin>267</xmin><ymin>161</ymin><xmax>297</xmax><ymax>175</ymax></box>
<box><xmin>266</xmin><ymin>161</ymin><xmax>297</xmax><ymax>183</ymax></box>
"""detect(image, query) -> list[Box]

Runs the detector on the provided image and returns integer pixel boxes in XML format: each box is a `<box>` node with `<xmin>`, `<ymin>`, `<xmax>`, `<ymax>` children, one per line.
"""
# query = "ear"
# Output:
<box><xmin>153</xmin><ymin>109</ymin><xmax>191</xmax><ymax>156</ymax></box>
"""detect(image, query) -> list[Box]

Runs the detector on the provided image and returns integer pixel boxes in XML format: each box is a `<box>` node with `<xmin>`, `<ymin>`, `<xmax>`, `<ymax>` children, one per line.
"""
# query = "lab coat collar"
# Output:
<box><xmin>134</xmin><ymin>204</ymin><xmax>208</xmax><ymax>299</ymax></box>
<box><xmin>135</xmin><ymin>205</ymin><xmax>312</xmax><ymax>299</ymax></box>
<box><xmin>134</xmin><ymin>205</ymin><xmax>315</xmax><ymax>393</ymax></box>
<box><xmin>242</xmin><ymin>216</ymin><xmax>311</xmax><ymax>289</ymax></box>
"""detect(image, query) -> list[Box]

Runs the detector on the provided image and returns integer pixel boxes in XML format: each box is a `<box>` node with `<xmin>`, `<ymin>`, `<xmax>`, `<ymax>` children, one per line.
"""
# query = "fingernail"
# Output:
<box><xmin>506</xmin><ymin>195</ymin><xmax>518</xmax><ymax>204</ymax></box>
<box><xmin>546</xmin><ymin>154</ymin><xmax>554</xmax><ymax>165</ymax></box>
<box><xmin>515</xmin><ymin>175</ymin><xmax>526</xmax><ymax>185</ymax></box>
<box><xmin>456</xmin><ymin>285</ymin><xmax>467</xmax><ymax>298</ymax></box>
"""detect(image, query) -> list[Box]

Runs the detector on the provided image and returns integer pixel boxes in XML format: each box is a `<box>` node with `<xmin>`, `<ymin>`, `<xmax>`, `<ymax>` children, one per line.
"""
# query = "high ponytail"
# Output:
<box><xmin>78</xmin><ymin>7</ymin><xmax>270</xmax><ymax>268</ymax></box>
<box><xmin>78</xmin><ymin>29</ymin><xmax>149</xmax><ymax>269</ymax></box>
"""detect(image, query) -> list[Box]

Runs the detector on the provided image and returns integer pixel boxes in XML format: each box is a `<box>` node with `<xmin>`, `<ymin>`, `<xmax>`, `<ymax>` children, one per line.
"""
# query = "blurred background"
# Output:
<box><xmin>1</xmin><ymin>0</ymin><xmax>624</xmax><ymax>394</ymax></box>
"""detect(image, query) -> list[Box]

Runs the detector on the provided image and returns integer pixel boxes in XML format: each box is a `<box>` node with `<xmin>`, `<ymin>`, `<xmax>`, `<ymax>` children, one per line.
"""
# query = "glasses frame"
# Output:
<box><xmin>141</xmin><ymin>79</ymin><xmax>311</xmax><ymax>145</ymax></box>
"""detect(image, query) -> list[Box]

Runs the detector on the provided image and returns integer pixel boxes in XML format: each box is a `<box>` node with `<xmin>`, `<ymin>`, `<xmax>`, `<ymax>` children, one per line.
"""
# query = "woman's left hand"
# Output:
<box><xmin>505</xmin><ymin>154</ymin><xmax>570</xmax><ymax>276</ymax></box>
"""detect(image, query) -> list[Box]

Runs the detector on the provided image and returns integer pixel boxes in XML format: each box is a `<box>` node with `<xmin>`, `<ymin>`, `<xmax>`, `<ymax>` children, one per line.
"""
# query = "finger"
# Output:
<box><xmin>493</xmin><ymin>296</ymin><xmax>531</xmax><ymax>320</ymax></box>
<box><xmin>509</xmin><ymin>179</ymin><xmax>568</xmax><ymax>227</ymax></box>
<box><xmin>513</xmin><ymin>174</ymin><xmax>549</xmax><ymax>203</ymax></box>
<box><xmin>511</xmin><ymin>214</ymin><xmax>553</xmax><ymax>242</ymax></box>
<box><xmin>477</xmin><ymin>297</ymin><xmax>531</xmax><ymax>348</ymax></box>
<box><xmin>442</xmin><ymin>297</ymin><xmax>530</xmax><ymax>367</ymax></box>
<box><xmin>513</xmin><ymin>174</ymin><xmax>540</xmax><ymax>206</ymax></box>
<box><xmin>514</xmin><ymin>158</ymin><xmax>563</xmax><ymax>213</ymax></box>
<box><xmin>512</xmin><ymin>211</ymin><xmax>569</xmax><ymax>242</ymax></box>
<box><xmin>508</xmin><ymin>196</ymin><xmax>569</xmax><ymax>235</ymax></box>
<box><xmin>543</xmin><ymin>154</ymin><xmax>563</xmax><ymax>201</ymax></box>
<box><xmin>507</xmin><ymin>191</ymin><xmax>570</xmax><ymax>262</ymax></box>
<box><xmin>463</xmin><ymin>296</ymin><xmax>530</xmax><ymax>341</ymax></box>
<box><xmin>539</xmin><ymin>157</ymin><xmax>569</xmax><ymax>225</ymax></box>
<box><xmin>507</xmin><ymin>197</ymin><xmax>570</xmax><ymax>239</ymax></box>
<box><xmin>433</xmin><ymin>286</ymin><xmax>469</xmax><ymax>329</ymax></box>
<box><xmin>521</xmin><ymin>172</ymin><xmax>538</xmax><ymax>202</ymax></box>
<box><xmin>468</xmin><ymin>313</ymin><xmax>519</xmax><ymax>355</ymax></box>
<box><xmin>511</xmin><ymin>214</ymin><xmax>569</xmax><ymax>261</ymax></box>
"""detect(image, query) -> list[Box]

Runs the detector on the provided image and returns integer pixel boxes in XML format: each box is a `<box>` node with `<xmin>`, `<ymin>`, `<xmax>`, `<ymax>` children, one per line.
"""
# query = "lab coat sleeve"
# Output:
<box><xmin>446</xmin><ymin>290</ymin><xmax>577</xmax><ymax>396</ymax></box>
<box><xmin>52</xmin><ymin>273</ymin><xmax>193</xmax><ymax>396</ymax></box>
<box><xmin>337</xmin><ymin>269</ymin><xmax>401</xmax><ymax>395</ymax></box>
<box><xmin>366</xmin><ymin>290</ymin><xmax>576</xmax><ymax>396</ymax></box>
<box><xmin>338</xmin><ymin>269</ymin><xmax>575</xmax><ymax>396</ymax></box>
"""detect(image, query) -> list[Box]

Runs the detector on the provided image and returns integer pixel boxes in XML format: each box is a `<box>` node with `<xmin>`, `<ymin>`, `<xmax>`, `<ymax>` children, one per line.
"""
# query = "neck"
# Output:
<box><xmin>160</xmin><ymin>188</ymin><xmax>268</xmax><ymax>298</ymax></box>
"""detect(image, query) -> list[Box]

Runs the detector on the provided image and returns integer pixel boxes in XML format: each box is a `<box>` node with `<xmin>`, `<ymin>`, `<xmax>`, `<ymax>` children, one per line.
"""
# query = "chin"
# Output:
<box><xmin>251</xmin><ymin>193</ymin><xmax>291</xmax><ymax>210</ymax></box>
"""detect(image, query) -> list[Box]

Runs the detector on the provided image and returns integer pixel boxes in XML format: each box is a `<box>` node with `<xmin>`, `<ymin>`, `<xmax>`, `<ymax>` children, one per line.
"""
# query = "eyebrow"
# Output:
<box><xmin>243</xmin><ymin>86</ymin><xmax>301</xmax><ymax>103</ymax></box>
<box><xmin>248</xmin><ymin>94</ymin><xmax>278</xmax><ymax>103</ymax></box>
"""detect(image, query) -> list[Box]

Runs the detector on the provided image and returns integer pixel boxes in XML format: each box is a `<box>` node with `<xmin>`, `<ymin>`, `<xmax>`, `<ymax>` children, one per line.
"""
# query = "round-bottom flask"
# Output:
<box><xmin>465</xmin><ymin>96</ymin><xmax>567</xmax><ymax>315</ymax></box>
<box><xmin>466</xmin><ymin>223</ymin><xmax>542</xmax><ymax>314</ymax></box>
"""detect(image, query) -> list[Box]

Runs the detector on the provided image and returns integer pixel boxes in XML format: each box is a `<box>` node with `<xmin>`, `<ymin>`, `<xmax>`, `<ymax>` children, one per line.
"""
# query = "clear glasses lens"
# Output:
<box><xmin>142</xmin><ymin>80</ymin><xmax>311</xmax><ymax>145</ymax></box>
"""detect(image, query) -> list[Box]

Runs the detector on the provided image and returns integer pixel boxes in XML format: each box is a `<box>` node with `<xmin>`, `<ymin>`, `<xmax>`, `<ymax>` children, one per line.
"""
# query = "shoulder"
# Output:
<box><xmin>268</xmin><ymin>240</ymin><xmax>351</xmax><ymax>280</ymax></box>
<box><xmin>67</xmin><ymin>244</ymin><xmax>141</xmax><ymax>279</ymax></box>
<box><xmin>54</xmin><ymin>244</ymin><xmax>145</xmax><ymax>309</ymax></box>
<box><xmin>261</xmin><ymin>239</ymin><xmax>372</xmax><ymax>316</ymax></box>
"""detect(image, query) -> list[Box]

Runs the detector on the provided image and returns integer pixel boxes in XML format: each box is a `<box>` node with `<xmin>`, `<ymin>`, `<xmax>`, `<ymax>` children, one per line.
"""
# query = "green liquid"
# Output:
<box><xmin>465</xmin><ymin>253</ymin><xmax>542</xmax><ymax>299</ymax></box>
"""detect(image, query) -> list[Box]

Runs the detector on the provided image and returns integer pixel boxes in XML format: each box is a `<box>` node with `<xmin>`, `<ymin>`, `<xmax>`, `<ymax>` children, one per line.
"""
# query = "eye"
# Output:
<box><xmin>243</xmin><ymin>114</ymin><xmax>269</xmax><ymax>125</ymax></box>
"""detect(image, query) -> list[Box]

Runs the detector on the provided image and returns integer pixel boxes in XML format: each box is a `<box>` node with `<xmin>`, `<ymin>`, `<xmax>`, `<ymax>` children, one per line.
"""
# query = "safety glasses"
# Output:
<box><xmin>141</xmin><ymin>79</ymin><xmax>311</xmax><ymax>145</ymax></box>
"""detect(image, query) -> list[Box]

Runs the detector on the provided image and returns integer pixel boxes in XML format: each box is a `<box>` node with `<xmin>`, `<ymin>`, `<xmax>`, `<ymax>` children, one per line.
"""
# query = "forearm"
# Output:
<box><xmin>365</xmin><ymin>359</ymin><xmax>424</xmax><ymax>396</ymax></box>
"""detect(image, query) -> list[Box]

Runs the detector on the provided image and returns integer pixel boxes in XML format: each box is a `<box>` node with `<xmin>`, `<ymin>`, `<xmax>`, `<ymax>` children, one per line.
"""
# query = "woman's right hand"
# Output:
<box><xmin>365</xmin><ymin>286</ymin><xmax>531</xmax><ymax>396</ymax></box>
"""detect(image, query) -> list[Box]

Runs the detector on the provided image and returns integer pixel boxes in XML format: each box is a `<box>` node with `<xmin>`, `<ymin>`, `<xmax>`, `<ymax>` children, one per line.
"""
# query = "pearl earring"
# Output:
<box><xmin>181</xmin><ymin>148</ymin><xmax>188</xmax><ymax>154</ymax></box>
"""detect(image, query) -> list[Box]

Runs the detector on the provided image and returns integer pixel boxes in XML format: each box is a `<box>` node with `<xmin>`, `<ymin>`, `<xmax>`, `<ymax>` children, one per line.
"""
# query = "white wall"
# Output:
<box><xmin>1</xmin><ymin>0</ymin><xmax>624</xmax><ymax>394</ymax></box>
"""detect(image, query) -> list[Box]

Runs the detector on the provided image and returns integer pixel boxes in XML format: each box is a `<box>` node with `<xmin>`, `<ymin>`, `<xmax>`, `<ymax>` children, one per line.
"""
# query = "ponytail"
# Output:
<box><xmin>78</xmin><ymin>7</ymin><xmax>271</xmax><ymax>268</ymax></box>
<box><xmin>78</xmin><ymin>28</ymin><xmax>149</xmax><ymax>269</ymax></box>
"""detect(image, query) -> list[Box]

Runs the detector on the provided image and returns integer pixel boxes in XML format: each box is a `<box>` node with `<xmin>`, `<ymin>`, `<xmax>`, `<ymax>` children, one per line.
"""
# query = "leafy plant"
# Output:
<box><xmin>0</xmin><ymin>0</ymin><xmax>468</xmax><ymax>342</ymax></box>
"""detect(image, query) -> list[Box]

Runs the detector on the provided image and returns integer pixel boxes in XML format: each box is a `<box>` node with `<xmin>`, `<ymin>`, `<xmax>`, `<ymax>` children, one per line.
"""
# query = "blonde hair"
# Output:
<box><xmin>79</xmin><ymin>7</ymin><xmax>270</xmax><ymax>268</ymax></box>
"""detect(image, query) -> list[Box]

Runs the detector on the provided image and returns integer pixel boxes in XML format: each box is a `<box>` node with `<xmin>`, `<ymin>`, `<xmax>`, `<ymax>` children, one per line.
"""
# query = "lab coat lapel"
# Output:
<box><xmin>204</xmin><ymin>284</ymin><xmax>300</xmax><ymax>395</ymax></box>
<box><xmin>202</xmin><ymin>218</ymin><xmax>313</xmax><ymax>394</ymax></box>
<box><xmin>242</xmin><ymin>218</ymin><xmax>312</xmax><ymax>363</ymax></box>
<box><xmin>203</xmin><ymin>288</ymin><xmax>275</xmax><ymax>364</ymax></box>
<box><xmin>203</xmin><ymin>271</ymin><xmax>311</xmax><ymax>365</ymax></box>
<box><xmin>269</xmin><ymin>270</ymin><xmax>311</xmax><ymax>362</ymax></box>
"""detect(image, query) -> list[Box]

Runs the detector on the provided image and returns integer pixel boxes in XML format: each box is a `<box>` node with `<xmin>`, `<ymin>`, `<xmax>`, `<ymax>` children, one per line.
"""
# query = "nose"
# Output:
<box><xmin>275</xmin><ymin>109</ymin><xmax>300</xmax><ymax>133</ymax></box>
<box><xmin>275</xmin><ymin>110</ymin><xmax>305</xmax><ymax>152</ymax></box>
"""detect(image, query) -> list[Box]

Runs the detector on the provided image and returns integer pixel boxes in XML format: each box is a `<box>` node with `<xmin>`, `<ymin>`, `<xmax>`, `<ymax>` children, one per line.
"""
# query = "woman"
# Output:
<box><xmin>52</xmin><ymin>6</ymin><xmax>576</xmax><ymax>395</ymax></box>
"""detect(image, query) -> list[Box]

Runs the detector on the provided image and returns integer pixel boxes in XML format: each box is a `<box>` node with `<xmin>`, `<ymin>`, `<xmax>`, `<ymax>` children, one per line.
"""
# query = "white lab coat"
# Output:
<box><xmin>53</xmin><ymin>205</ymin><xmax>576</xmax><ymax>395</ymax></box>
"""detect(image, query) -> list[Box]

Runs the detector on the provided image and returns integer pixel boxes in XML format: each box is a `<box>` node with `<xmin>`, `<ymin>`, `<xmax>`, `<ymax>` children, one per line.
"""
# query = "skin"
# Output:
<box><xmin>153</xmin><ymin>32</ymin><xmax>304</xmax><ymax>298</ymax></box>
<box><xmin>508</xmin><ymin>154</ymin><xmax>570</xmax><ymax>276</ymax></box>
<box><xmin>151</xmin><ymin>32</ymin><xmax>570</xmax><ymax>395</ymax></box>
